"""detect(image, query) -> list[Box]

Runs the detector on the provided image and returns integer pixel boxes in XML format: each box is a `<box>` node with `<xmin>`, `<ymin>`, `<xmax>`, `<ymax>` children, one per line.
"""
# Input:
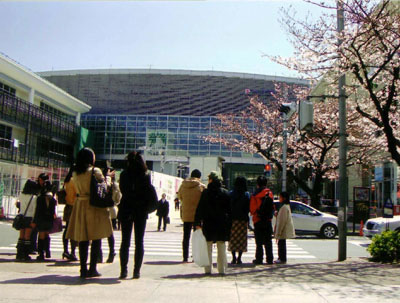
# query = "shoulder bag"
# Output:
<box><xmin>90</xmin><ymin>168</ymin><xmax>114</xmax><ymax>208</ymax></box>
<box><xmin>12</xmin><ymin>195</ymin><xmax>34</xmax><ymax>230</ymax></box>
<box><xmin>146</xmin><ymin>184</ymin><xmax>158</xmax><ymax>214</ymax></box>
<box><xmin>57</xmin><ymin>186</ymin><xmax>67</xmax><ymax>204</ymax></box>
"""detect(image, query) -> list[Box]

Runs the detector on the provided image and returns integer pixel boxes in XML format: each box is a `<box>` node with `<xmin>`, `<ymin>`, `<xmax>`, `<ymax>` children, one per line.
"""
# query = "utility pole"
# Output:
<box><xmin>282</xmin><ymin>115</ymin><xmax>288</xmax><ymax>192</ymax></box>
<box><xmin>337</xmin><ymin>0</ymin><xmax>348</xmax><ymax>261</ymax></box>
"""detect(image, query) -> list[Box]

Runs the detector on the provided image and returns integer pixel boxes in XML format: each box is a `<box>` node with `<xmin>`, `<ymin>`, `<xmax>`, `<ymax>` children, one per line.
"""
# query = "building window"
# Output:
<box><xmin>40</xmin><ymin>102</ymin><xmax>74</xmax><ymax>122</ymax></box>
<box><xmin>0</xmin><ymin>81</ymin><xmax>16</xmax><ymax>97</ymax></box>
<box><xmin>0</xmin><ymin>124</ymin><xmax>12</xmax><ymax>149</ymax></box>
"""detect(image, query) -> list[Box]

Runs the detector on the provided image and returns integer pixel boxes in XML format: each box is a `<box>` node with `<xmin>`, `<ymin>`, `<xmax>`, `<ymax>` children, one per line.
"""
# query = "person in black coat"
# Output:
<box><xmin>32</xmin><ymin>180</ymin><xmax>56</xmax><ymax>261</ymax></box>
<box><xmin>118</xmin><ymin>151</ymin><xmax>151</xmax><ymax>279</ymax></box>
<box><xmin>228</xmin><ymin>176</ymin><xmax>250</xmax><ymax>265</ymax></box>
<box><xmin>194</xmin><ymin>171</ymin><xmax>232</xmax><ymax>275</ymax></box>
<box><xmin>156</xmin><ymin>193</ymin><xmax>169</xmax><ymax>231</ymax></box>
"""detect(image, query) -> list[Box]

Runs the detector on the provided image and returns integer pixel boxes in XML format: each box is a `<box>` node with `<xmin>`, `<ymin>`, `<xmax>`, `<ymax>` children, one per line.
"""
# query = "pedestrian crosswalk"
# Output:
<box><xmin>1</xmin><ymin>228</ymin><xmax>316</xmax><ymax>260</ymax></box>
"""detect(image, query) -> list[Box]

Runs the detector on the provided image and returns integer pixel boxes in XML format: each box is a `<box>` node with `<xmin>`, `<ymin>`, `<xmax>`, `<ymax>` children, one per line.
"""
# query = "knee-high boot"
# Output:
<box><xmin>16</xmin><ymin>239</ymin><xmax>24</xmax><ymax>261</ymax></box>
<box><xmin>88</xmin><ymin>240</ymin><xmax>101</xmax><ymax>277</ymax></box>
<box><xmin>45</xmin><ymin>236</ymin><xmax>51</xmax><ymax>258</ymax></box>
<box><xmin>79</xmin><ymin>241</ymin><xmax>89</xmax><ymax>278</ymax></box>
<box><xmin>36</xmin><ymin>239</ymin><xmax>45</xmax><ymax>261</ymax></box>
<box><xmin>23</xmin><ymin>240</ymin><xmax>32</xmax><ymax>261</ymax></box>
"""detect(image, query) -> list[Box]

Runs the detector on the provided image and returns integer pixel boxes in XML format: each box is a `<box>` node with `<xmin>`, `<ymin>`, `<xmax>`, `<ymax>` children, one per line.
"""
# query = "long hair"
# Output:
<box><xmin>64</xmin><ymin>164</ymin><xmax>75</xmax><ymax>183</ymax></box>
<box><xmin>75</xmin><ymin>148</ymin><xmax>95</xmax><ymax>175</ymax></box>
<box><xmin>233</xmin><ymin>176</ymin><xmax>247</xmax><ymax>194</ymax></box>
<box><xmin>126</xmin><ymin>151</ymin><xmax>147</xmax><ymax>176</ymax></box>
<box><xmin>22</xmin><ymin>179</ymin><xmax>40</xmax><ymax>195</ymax></box>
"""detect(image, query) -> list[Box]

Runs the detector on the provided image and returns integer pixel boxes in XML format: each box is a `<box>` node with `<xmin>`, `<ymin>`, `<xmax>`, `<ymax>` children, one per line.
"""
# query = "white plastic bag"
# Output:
<box><xmin>192</xmin><ymin>229</ymin><xmax>210</xmax><ymax>267</ymax></box>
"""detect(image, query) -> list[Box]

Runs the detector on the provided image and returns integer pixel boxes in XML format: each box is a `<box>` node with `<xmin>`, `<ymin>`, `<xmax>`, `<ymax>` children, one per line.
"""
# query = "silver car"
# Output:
<box><xmin>273</xmin><ymin>200</ymin><xmax>339</xmax><ymax>239</ymax></box>
<box><xmin>363</xmin><ymin>216</ymin><xmax>400</xmax><ymax>238</ymax></box>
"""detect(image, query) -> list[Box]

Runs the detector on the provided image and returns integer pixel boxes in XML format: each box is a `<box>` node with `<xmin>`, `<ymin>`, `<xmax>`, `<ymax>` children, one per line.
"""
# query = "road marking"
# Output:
<box><xmin>2</xmin><ymin>229</ymin><xmax>316</xmax><ymax>260</ymax></box>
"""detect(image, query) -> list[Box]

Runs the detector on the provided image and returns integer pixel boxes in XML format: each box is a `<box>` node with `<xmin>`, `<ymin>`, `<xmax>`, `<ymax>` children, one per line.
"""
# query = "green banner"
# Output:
<box><xmin>75</xmin><ymin>126</ymin><xmax>94</xmax><ymax>157</ymax></box>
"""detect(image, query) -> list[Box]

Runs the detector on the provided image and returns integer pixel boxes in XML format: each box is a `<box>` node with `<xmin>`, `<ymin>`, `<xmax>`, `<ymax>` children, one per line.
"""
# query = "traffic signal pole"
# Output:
<box><xmin>282</xmin><ymin>114</ymin><xmax>287</xmax><ymax>192</ymax></box>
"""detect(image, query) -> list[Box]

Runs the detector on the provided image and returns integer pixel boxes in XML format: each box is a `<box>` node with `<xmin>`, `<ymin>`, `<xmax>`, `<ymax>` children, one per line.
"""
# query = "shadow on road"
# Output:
<box><xmin>0</xmin><ymin>274</ymin><xmax>121</xmax><ymax>286</ymax></box>
<box><xmin>162</xmin><ymin>260</ymin><xmax>400</xmax><ymax>300</ymax></box>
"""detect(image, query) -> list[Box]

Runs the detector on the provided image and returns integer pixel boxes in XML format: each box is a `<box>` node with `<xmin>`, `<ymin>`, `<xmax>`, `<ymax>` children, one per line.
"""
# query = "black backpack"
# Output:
<box><xmin>257</xmin><ymin>193</ymin><xmax>274</xmax><ymax>221</ymax></box>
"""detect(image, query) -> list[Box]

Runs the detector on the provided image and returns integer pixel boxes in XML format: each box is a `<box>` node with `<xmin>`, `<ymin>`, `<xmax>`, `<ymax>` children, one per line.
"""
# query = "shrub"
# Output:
<box><xmin>368</xmin><ymin>230</ymin><xmax>400</xmax><ymax>263</ymax></box>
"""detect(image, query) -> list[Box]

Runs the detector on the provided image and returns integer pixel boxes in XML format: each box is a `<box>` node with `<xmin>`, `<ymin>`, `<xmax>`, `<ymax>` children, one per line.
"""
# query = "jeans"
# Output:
<box><xmin>254</xmin><ymin>220</ymin><xmax>274</xmax><ymax>264</ymax></box>
<box><xmin>182</xmin><ymin>222</ymin><xmax>193</xmax><ymax>261</ymax></box>
<box><xmin>120</xmin><ymin>216</ymin><xmax>147</xmax><ymax>274</ymax></box>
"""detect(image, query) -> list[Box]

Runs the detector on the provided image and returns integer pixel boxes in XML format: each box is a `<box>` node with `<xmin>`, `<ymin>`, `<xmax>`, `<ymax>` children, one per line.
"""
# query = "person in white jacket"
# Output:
<box><xmin>274</xmin><ymin>192</ymin><xmax>295</xmax><ymax>264</ymax></box>
<box><xmin>16</xmin><ymin>179</ymin><xmax>40</xmax><ymax>261</ymax></box>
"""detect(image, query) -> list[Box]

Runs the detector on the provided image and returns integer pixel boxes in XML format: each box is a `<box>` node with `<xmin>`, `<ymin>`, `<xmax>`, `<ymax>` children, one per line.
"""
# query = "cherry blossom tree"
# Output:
<box><xmin>270</xmin><ymin>0</ymin><xmax>400</xmax><ymax>165</ymax></box>
<box><xmin>206</xmin><ymin>82</ymin><xmax>382</xmax><ymax>208</ymax></box>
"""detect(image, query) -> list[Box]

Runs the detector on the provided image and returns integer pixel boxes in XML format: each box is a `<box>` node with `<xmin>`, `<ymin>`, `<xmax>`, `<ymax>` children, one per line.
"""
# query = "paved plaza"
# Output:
<box><xmin>0</xmin><ymin>210</ymin><xmax>399</xmax><ymax>303</ymax></box>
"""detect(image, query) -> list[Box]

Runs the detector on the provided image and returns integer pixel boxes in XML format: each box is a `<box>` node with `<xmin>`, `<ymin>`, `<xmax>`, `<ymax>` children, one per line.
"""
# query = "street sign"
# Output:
<box><xmin>383</xmin><ymin>198</ymin><xmax>394</xmax><ymax>219</ymax></box>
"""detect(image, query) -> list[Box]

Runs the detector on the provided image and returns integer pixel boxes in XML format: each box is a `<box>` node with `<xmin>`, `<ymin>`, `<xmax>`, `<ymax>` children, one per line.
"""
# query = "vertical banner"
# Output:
<box><xmin>151</xmin><ymin>171</ymin><xmax>183</xmax><ymax>202</ymax></box>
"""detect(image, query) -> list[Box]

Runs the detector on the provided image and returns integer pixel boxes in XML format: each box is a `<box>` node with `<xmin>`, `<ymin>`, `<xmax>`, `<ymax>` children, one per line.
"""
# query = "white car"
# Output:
<box><xmin>249</xmin><ymin>200</ymin><xmax>339</xmax><ymax>238</ymax></box>
<box><xmin>363</xmin><ymin>216</ymin><xmax>400</xmax><ymax>238</ymax></box>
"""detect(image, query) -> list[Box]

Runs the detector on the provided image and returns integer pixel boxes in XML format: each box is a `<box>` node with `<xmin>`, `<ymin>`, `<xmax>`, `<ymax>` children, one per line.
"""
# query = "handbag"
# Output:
<box><xmin>12</xmin><ymin>195</ymin><xmax>34</xmax><ymax>230</ymax></box>
<box><xmin>57</xmin><ymin>187</ymin><xmax>67</xmax><ymax>204</ymax></box>
<box><xmin>49</xmin><ymin>217</ymin><xmax>63</xmax><ymax>234</ymax></box>
<box><xmin>192</xmin><ymin>229</ymin><xmax>210</xmax><ymax>267</ymax></box>
<box><xmin>90</xmin><ymin>168</ymin><xmax>114</xmax><ymax>208</ymax></box>
<box><xmin>166</xmin><ymin>216</ymin><xmax>170</xmax><ymax>224</ymax></box>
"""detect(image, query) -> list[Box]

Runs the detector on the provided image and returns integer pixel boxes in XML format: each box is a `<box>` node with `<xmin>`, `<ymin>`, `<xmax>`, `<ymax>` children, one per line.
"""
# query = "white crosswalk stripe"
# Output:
<box><xmin>1</xmin><ymin>229</ymin><xmax>316</xmax><ymax>260</ymax></box>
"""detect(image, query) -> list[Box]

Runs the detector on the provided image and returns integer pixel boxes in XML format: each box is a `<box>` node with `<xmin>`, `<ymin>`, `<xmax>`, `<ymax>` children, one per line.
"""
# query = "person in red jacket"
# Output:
<box><xmin>249</xmin><ymin>176</ymin><xmax>274</xmax><ymax>265</ymax></box>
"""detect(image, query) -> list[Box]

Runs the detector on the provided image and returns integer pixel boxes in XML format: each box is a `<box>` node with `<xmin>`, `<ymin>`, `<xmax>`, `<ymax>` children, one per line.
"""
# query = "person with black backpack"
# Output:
<box><xmin>249</xmin><ymin>176</ymin><xmax>274</xmax><ymax>265</ymax></box>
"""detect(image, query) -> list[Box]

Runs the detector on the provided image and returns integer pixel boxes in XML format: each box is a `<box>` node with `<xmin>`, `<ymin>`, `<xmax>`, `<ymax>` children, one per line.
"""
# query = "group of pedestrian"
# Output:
<box><xmin>14</xmin><ymin>147</ymin><xmax>295</xmax><ymax>279</ymax></box>
<box><xmin>179</xmin><ymin>171</ymin><xmax>296</xmax><ymax>275</ymax></box>
<box><xmin>16</xmin><ymin>173</ymin><xmax>56</xmax><ymax>262</ymax></box>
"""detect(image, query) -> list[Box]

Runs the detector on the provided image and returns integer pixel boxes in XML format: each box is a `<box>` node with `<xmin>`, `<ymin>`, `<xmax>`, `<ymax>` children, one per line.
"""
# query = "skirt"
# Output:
<box><xmin>228</xmin><ymin>220</ymin><xmax>248</xmax><ymax>252</ymax></box>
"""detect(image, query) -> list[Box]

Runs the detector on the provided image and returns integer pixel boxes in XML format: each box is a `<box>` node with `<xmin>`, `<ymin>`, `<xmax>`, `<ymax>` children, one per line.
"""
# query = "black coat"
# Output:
<box><xmin>230</xmin><ymin>190</ymin><xmax>250</xmax><ymax>222</ymax></box>
<box><xmin>33</xmin><ymin>192</ymin><xmax>56</xmax><ymax>232</ymax></box>
<box><xmin>156</xmin><ymin>200</ymin><xmax>169</xmax><ymax>217</ymax></box>
<box><xmin>194</xmin><ymin>181</ymin><xmax>232</xmax><ymax>242</ymax></box>
<box><xmin>118</xmin><ymin>170</ymin><xmax>150</xmax><ymax>221</ymax></box>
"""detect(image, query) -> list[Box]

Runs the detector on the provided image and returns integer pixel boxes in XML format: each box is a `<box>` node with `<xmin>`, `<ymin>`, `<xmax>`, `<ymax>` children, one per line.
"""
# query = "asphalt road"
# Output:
<box><xmin>0</xmin><ymin>217</ymin><xmax>371</xmax><ymax>264</ymax></box>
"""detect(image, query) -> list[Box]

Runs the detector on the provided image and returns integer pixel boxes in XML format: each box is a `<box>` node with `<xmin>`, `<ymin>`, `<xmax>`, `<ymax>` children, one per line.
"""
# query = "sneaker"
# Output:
<box><xmin>274</xmin><ymin>260</ymin><xmax>286</xmax><ymax>264</ymax></box>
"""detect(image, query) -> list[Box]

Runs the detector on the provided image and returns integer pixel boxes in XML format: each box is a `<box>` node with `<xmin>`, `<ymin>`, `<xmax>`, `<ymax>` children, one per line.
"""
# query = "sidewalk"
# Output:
<box><xmin>0</xmin><ymin>208</ymin><xmax>399</xmax><ymax>302</ymax></box>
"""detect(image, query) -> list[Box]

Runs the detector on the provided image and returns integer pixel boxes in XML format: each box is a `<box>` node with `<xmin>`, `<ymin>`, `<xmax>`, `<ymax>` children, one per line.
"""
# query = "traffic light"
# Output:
<box><xmin>264</xmin><ymin>163</ymin><xmax>272</xmax><ymax>178</ymax></box>
<box><xmin>279</xmin><ymin>102</ymin><xmax>297</xmax><ymax>119</ymax></box>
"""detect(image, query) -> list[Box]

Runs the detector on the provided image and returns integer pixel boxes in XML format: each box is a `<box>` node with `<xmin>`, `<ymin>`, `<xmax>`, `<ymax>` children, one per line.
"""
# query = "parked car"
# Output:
<box><xmin>362</xmin><ymin>216</ymin><xmax>400</xmax><ymax>238</ymax></box>
<box><xmin>273</xmin><ymin>200</ymin><xmax>338</xmax><ymax>239</ymax></box>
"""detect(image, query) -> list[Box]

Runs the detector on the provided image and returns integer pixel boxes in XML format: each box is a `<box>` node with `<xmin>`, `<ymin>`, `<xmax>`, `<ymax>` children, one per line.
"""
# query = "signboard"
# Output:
<box><xmin>353</xmin><ymin>187</ymin><xmax>370</xmax><ymax>223</ymax></box>
<box><xmin>383</xmin><ymin>198</ymin><xmax>394</xmax><ymax>219</ymax></box>
<box><xmin>146</xmin><ymin>130</ymin><xmax>167</xmax><ymax>156</ymax></box>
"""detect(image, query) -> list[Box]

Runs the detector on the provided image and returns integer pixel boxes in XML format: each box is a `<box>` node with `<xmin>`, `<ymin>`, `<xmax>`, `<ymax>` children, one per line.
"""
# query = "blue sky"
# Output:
<box><xmin>0</xmin><ymin>1</ymin><xmax>325</xmax><ymax>77</ymax></box>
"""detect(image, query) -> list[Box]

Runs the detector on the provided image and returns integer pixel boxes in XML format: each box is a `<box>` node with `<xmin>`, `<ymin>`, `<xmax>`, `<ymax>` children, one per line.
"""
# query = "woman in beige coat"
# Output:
<box><xmin>66</xmin><ymin>148</ymin><xmax>113</xmax><ymax>279</ymax></box>
<box><xmin>274</xmin><ymin>192</ymin><xmax>295</xmax><ymax>264</ymax></box>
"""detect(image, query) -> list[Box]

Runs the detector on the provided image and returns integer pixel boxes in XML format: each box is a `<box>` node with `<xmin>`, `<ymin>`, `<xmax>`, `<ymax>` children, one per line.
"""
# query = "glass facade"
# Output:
<box><xmin>81</xmin><ymin>114</ymin><xmax>259</xmax><ymax>159</ymax></box>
